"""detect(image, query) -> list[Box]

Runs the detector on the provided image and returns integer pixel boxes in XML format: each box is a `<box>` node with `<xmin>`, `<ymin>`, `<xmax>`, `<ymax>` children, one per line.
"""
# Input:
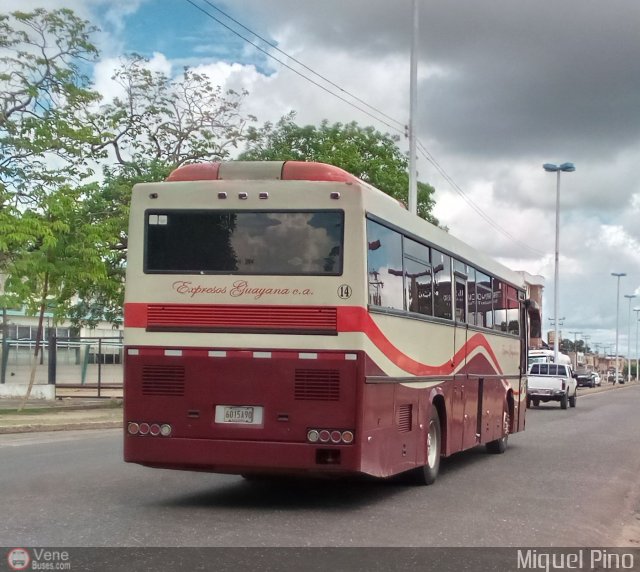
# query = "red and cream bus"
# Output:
<box><xmin>123</xmin><ymin>160</ymin><xmax>530</xmax><ymax>485</ymax></box>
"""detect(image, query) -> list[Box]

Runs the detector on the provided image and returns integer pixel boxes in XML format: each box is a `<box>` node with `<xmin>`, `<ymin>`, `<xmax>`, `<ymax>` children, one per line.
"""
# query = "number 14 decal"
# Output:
<box><xmin>338</xmin><ymin>284</ymin><xmax>352</xmax><ymax>299</ymax></box>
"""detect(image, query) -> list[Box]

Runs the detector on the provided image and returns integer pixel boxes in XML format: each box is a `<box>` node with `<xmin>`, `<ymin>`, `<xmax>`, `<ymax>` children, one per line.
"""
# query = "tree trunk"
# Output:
<box><xmin>18</xmin><ymin>273</ymin><xmax>49</xmax><ymax>411</ymax></box>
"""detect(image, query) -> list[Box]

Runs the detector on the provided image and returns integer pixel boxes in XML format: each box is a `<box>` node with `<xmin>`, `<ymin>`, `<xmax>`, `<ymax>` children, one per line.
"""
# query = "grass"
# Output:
<box><xmin>0</xmin><ymin>408</ymin><xmax>56</xmax><ymax>416</ymax></box>
<box><xmin>0</xmin><ymin>398</ymin><xmax>123</xmax><ymax>415</ymax></box>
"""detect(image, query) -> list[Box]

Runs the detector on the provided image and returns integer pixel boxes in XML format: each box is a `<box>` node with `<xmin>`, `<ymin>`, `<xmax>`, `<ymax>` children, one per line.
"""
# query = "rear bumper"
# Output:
<box><xmin>527</xmin><ymin>389</ymin><xmax>565</xmax><ymax>400</ymax></box>
<box><xmin>124</xmin><ymin>435</ymin><xmax>361</xmax><ymax>476</ymax></box>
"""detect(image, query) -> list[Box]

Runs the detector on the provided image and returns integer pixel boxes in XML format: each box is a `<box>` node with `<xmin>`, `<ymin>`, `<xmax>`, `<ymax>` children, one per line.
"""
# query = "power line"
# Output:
<box><xmin>183</xmin><ymin>0</ymin><xmax>404</xmax><ymax>134</ymax></box>
<box><xmin>200</xmin><ymin>0</ymin><xmax>405</xmax><ymax>131</ymax></box>
<box><xmin>416</xmin><ymin>140</ymin><xmax>545</xmax><ymax>256</ymax></box>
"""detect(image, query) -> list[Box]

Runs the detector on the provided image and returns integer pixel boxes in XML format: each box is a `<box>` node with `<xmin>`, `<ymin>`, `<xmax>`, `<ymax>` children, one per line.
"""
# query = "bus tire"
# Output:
<box><xmin>408</xmin><ymin>405</ymin><xmax>441</xmax><ymax>485</ymax></box>
<box><xmin>486</xmin><ymin>407</ymin><xmax>509</xmax><ymax>454</ymax></box>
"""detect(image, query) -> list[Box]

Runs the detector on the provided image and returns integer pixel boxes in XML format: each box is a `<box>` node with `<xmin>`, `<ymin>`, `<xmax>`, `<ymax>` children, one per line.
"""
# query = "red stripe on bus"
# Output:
<box><xmin>336</xmin><ymin>306</ymin><xmax>503</xmax><ymax>376</ymax></box>
<box><xmin>124</xmin><ymin>303</ymin><xmax>148</xmax><ymax>327</ymax></box>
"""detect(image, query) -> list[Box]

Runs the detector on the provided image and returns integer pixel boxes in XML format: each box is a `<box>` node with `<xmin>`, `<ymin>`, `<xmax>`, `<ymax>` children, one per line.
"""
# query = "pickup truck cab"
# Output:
<box><xmin>527</xmin><ymin>363</ymin><xmax>577</xmax><ymax>409</ymax></box>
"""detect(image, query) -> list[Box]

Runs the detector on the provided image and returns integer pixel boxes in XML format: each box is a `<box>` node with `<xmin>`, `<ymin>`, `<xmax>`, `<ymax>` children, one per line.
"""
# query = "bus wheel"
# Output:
<box><xmin>409</xmin><ymin>405</ymin><xmax>441</xmax><ymax>485</ymax></box>
<box><xmin>486</xmin><ymin>407</ymin><xmax>509</xmax><ymax>454</ymax></box>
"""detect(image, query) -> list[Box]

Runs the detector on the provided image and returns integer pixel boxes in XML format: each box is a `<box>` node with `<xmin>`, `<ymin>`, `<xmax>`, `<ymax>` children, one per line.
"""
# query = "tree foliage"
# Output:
<box><xmin>0</xmin><ymin>8</ymin><xmax>100</xmax><ymax>205</ymax></box>
<box><xmin>241</xmin><ymin>115</ymin><xmax>439</xmax><ymax>225</ymax></box>
<box><xmin>87</xmin><ymin>54</ymin><xmax>256</xmax><ymax>175</ymax></box>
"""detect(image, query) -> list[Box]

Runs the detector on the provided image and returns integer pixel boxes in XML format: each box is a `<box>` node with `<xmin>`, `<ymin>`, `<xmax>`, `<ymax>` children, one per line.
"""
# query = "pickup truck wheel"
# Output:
<box><xmin>560</xmin><ymin>393</ymin><xmax>568</xmax><ymax>409</ymax></box>
<box><xmin>532</xmin><ymin>398</ymin><xmax>540</xmax><ymax>407</ymax></box>
<box><xmin>569</xmin><ymin>390</ymin><xmax>577</xmax><ymax>408</ymax></box>
<box><xmin>407</xmin><ymin>405</ymin><xmax>441</xmax><ymax>485</ymax></box>
<box><xmin>526</xmin><ymin>396</ymin><xmax>531</xmax><ymax>408</ymax></box>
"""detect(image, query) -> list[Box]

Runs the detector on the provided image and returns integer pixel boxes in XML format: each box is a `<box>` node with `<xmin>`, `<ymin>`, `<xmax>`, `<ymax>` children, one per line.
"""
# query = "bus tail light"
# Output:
<box><xmin>341</xmin><ymin>431</ymin><xmax>354</xmax><ymax>444</ymax></box>
<box><xmin>127</xmin><ymin>421</ymin><xmax>172</xmax><ymax>437</ymax></box>
<box><xmin>307</xmin><ymin>428</ymin><xmax>355</xmax><ymax>445</ymax></box>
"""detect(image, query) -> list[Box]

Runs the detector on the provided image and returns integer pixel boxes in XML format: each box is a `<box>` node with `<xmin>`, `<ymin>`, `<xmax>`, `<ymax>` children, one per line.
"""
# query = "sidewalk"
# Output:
<box><xmin>0</xmin><ymin>397</ymin><xmax>123</xmax><ymax>434</ymax></box>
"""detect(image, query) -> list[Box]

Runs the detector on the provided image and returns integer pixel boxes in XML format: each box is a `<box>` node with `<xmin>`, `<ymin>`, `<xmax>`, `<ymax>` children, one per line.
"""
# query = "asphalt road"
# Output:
<box><xmin>1</xmin><ymin>385</ymin><xmax>639</xmax><ymax>548</ymax></box>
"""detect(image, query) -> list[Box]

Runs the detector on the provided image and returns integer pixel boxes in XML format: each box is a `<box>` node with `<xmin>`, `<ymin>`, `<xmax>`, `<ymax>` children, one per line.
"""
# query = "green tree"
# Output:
<box><xmin>0</xmin><ymin>8</ymin><xmax>101</xmax><ymax>397</ymax></box>
<box><xmin>1</xmin><ymin>185</ymin><xmax>110</xmax><ymax>407</ymax></box>
<box><xmin>241</xmin><ymin>115</ymin><xmax>439</xmax><ymax>225</ymax></box>
<box><xmin>72</xmin><ymin>55</ymin><xmax>259</xmax><ymax>325</ymax></box>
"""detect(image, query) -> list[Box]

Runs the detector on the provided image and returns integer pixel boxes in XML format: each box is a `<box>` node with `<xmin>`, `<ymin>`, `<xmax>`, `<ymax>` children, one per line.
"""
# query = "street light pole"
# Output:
<box><xmin>543</xmin><ymin>162</ymin><xmax>575</xmax><ymax>364</ymax></box>
<box><xmin>611</xmin><ymin>272</ymin><xmax>626</xmax><ymax>385</ymax></box>
<box><xmin>624</xmin><ymin>294</ymin><xmax>637</xmax><ymax>383</ymax></box>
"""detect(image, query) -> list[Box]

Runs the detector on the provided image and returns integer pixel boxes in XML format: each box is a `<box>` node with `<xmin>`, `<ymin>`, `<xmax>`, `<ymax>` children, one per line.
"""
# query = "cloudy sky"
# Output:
<box><xmin>10</xmin><ymin>0</ymin><xmax>640</xmax><ymax>356</ymax></box>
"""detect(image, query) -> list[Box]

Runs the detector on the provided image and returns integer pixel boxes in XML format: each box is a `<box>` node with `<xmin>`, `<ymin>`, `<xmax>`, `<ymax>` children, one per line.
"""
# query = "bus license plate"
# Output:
<box><xmin>215</xmin><ymin>405</ymin><xmax>263</xmax><ymax>425</ymax></box>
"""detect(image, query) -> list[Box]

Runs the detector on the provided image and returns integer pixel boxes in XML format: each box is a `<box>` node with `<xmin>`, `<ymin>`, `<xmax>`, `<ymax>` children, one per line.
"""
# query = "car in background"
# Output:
<box><xmin>592</xmin><ymin>372</ymin><xmax>602</xmax><ymax>386</ymax></box>
<box><xmin>607</xmin><ymin>372</ymin><xmax>625</xmax><ymax>384</ymax></box>
<box><xmin>576</xmin><ymin>371</ymin><xmax>598</xmax><ymax>388</ymax></box>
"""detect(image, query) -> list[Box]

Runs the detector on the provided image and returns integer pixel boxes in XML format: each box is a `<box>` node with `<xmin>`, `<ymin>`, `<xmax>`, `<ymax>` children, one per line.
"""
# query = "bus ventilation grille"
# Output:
<box><xmin>396</xmin><ymin>404</ymin><xmax>413</xmax><ymax>432</ymax></box>
<box><xmin>145</xmin><ymin>304</ymin><xmax>337</xmax><ymax>334</ymax></box>
<box><xmin>294</xmin><ymin>369</ymin><xmax>340</xmax><ymax>401</ymax></box>
<box><xmin>142</xmin><ymin>365</ymin><xmax>186</xmax><ymax>396</ymax></box>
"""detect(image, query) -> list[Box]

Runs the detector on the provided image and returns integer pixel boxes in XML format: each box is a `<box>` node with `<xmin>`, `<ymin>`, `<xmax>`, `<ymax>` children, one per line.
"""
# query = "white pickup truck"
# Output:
<box><xmin>527</xmin><ymin>363</ymin><xmax>577</xmax><ymax>409</ymax></box>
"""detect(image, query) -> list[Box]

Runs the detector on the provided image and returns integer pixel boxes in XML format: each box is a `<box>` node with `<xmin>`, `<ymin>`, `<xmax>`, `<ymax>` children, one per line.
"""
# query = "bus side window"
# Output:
<box><xmin>506</xmin><ymin>285</ymin><xmax>520</xmax><ymax>335</ymax></box>
<box><xmin>476</xmin><ymin>271</ymin><xmax>493</xmax><ymax>328</ymax></box>
<box><xmin>366</xmin><ymin>219</ymin><xmax>404</xmax><ymax>310</ymax></box>
<box><xmin>403</xmin><ymin>238</ymin><xmax>433</xmax><ymax>316</ymax></box>
<box><xmin>453</xmin><ymin>259</ymin><xmax>467</xmax><ymax>323</ymax></box>
<box><xmin>467</xmin><ymin>267</ymin><xmax>477</xmax><ymax>325</ymax></box>
<box><xmin>493</xmin><ymin>279</ymin><xmax>507</xmax><ymax>331</ymax></box>
<box><xmin>432</xmin><ymin>250</ymin><xmax>452</xmax><ymax>320</ymax></box>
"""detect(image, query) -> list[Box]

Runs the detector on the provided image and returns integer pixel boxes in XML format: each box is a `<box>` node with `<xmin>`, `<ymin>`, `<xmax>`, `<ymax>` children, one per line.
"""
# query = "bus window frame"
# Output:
<box><xmin>142</xmin><ymin>207</ymin><xmax>346</xmax><ymax>277</ymax></box>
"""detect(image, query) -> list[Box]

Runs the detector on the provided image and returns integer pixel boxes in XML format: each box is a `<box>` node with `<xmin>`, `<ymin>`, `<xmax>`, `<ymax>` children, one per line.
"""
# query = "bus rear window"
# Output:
<box><xmin>144</xmin><ymin>210</ymin><xmax>344</xmax><ymax>275</ymax></box>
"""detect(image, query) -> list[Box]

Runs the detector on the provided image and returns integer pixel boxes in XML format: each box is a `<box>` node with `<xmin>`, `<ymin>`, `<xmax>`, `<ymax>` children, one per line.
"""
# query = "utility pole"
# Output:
<box><xmin>408</xmin><ymin>0</ymin><xmax>419</xmax><ymax>215</ymax></box>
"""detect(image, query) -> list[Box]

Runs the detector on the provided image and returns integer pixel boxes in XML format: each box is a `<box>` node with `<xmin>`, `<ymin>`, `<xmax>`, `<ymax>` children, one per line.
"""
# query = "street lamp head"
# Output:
<box><xmin>611</xmin><ymin>272</ymin><xmax>627</xmax><ymax>278</ymax></box>
<box><xmin>624</xmin><ymin>294</ymin><xmax>637</xmax><ymax>300</ymax></box>
<box><xmin>543</xmin><ymin>162</ymin><xmax>576</xmax><ymax>172</ymax></box>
